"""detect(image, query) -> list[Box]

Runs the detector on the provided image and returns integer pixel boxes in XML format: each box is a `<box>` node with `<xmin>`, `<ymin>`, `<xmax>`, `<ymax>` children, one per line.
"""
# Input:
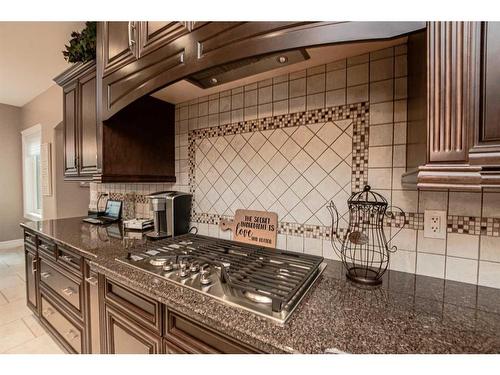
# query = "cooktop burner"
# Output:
<box><xmin>116</xmin><ymin>234</ymin><xmax>326</xmax><ymax>323</ymax></box>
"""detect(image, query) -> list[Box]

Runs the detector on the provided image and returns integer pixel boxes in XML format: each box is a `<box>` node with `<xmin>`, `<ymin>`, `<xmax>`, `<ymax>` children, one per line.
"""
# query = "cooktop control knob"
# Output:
<box><xmin>200</xmin><ymin>264</ymin><xmax>212</xmax><ymax>285</ymax></box>
<box><xmin>163</xmin><ymin>261</ymin><xmax>174</xmax><ymax>272</ymax></box>
<box><xmin>179</xmin><ymin>262</ymin><xmax>190</xmax><ymax>278</ymax></box>
<box><xmin>190</xmin><ymin>262</ymin><xmax>200</xmax><ymax>273</ymax></box>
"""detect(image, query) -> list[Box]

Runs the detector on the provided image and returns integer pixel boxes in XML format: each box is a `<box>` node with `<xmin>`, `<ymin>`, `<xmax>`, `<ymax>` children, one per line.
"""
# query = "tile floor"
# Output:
<box><xmin>0</xmin><ymin>245</ymin><xmax>64</xmax><ymax>354</ymax></box>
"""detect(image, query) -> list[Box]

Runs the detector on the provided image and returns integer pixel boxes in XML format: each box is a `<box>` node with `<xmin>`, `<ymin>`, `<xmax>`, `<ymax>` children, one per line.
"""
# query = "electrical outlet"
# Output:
<box><xmin>424</xmin><ymin>210</ymin><xmax>447</xmax><ymax>239</ymax></box>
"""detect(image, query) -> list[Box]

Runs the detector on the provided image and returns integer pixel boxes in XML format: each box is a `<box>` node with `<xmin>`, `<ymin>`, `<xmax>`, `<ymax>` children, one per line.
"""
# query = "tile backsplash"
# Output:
<box><xmin>90</xmin><ymin>43</ymin><xmax>500</xmax><ymax>289</ymax></box>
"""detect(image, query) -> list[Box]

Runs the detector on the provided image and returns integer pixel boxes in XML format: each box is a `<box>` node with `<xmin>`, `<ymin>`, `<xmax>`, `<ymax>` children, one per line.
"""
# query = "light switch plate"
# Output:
<box><xmin>424</xmin><ymin>210</ymin><xmax>447</xmax><ymax>239</ymax></box>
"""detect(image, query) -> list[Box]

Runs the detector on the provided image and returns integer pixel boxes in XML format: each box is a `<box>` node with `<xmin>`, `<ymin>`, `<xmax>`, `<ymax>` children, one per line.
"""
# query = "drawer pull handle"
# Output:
<box><xmin>43</xmin><ymin>308</ymin><xmax>54</xmax><ymax>317</ymax></box>
<box><xmin>85</xmin><ymin>276</ymin><xmax>98</xmax><ymax>286</ymax></box>
<box><xmin>62</xmin><ymin>287</ymin><xmax>76</xmax><ymax>296</ymax></box>
<box><xmin>61</xmin><ymin>255</ymin><xmax>73</xmax><ymax>263</ymax></box>
<box><xmin>31</xmin><ymin>259</ymin><xmax>37</xmax><ymax>274</ymax></box>
<box><xmin>41</xmin><ymin>271</ymin><xmax>51</xmax><ymax>279</ymax></box>
<box><xmin>65</xmin><ymin>329</ymin><xmax>79</xmax><ymax>341</ymax></box>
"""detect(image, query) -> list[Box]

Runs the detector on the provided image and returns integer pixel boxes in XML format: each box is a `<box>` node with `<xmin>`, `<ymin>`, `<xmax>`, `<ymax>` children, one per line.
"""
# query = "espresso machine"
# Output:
<box><xmin>145</xmin><ymin>191</ymin><xmax>192</xmax><ymax>239</ymax></box>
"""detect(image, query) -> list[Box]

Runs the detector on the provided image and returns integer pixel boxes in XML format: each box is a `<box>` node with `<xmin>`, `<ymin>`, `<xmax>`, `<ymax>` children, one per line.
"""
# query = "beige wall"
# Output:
<box><xmin>0</xmin><ymin>104</ymin><xmax>23</xmax><ymax>241</ymax></box>
<box><xmin>20</xmin><ymin>85</ymin><xmax>89</xmax><ymax>220</ymax></box>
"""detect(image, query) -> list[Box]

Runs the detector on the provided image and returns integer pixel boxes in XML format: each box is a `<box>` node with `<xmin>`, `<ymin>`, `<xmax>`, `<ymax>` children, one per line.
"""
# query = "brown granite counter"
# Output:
<box><xmin>21</xmin><ymin>217</ymin><xmax>500</xmax><ymax>354</ymax></box>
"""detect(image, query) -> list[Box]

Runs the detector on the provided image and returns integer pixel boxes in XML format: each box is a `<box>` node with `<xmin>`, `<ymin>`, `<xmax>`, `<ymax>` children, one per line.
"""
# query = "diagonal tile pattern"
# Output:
<box><xmin>193</xmin><ymin>118</ymin><xmax>355</xmax><ymax>227</ymax></box>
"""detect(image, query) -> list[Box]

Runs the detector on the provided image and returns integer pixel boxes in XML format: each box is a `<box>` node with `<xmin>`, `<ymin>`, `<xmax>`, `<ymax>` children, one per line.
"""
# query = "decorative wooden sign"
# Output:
<box><xmin>219</xmin><ymin>209</ymin><xmax>278</xmax><ymax>249</ymax></box>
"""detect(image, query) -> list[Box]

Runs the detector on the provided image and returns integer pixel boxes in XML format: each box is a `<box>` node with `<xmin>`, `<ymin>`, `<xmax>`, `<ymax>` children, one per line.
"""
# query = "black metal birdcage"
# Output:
<box><xmin>327</xmin><ymin>185</ymin><xmax>405</xmax><ymax>286</ymax></box>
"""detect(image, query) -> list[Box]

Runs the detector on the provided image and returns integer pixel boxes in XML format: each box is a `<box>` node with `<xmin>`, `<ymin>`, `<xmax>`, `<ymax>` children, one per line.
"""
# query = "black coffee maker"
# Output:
<box><xmin>145</xmin><ymin>191</ymin><xmax>192</xmax><ymax>239</ymax></box>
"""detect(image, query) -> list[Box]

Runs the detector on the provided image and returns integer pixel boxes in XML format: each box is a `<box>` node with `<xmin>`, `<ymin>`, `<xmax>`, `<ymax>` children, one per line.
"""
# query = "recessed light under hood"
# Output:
<box><xmin>187</xmin><ymin>49</ymin><xmax>310</xmax><ymax>89</ymax></box>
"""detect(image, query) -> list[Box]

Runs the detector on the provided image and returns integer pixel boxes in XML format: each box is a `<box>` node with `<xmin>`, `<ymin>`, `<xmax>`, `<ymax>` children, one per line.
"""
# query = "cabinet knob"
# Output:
<box><xmin>43</xmin><ymin>308</ymin><xmax>54</xmax><ymax>317</ymax></box>
<box><xmin>65</xmin><ymin>329</ymin><xmax>79</xmax><ymax>341</ymax></box>
<box><xmin>62</xmin><ymin>287</ymin><xmax>76</xmax><ymax>296</ymax></box>
<box><xmin>31</xmin><ymin>258</ymin><xmax>37</xmax><ymax>274</ymax></box>
<box><xmin>41</xmin><ymin>271</ymin><xmax>51</xmax><ymax>279</ymax></box>
<box><xmin>61</xmin><ymin>255</ymin><xmax>73</xmax><ymax>263</ymax></box>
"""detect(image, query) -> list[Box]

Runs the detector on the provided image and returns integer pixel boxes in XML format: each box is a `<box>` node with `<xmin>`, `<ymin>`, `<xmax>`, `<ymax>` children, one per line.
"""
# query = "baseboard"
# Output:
<box><xmin>0</xmin><ymin>239</ymin><xmax>24</xmax><ymax>249</ymax></box>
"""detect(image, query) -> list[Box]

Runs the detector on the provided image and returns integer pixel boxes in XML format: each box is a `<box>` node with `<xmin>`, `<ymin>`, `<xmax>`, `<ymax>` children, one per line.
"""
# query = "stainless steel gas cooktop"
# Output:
<box><xmin>116</xmin><ymin>234</ymin><xmax>326</xmax><ymax>324</ymax></box>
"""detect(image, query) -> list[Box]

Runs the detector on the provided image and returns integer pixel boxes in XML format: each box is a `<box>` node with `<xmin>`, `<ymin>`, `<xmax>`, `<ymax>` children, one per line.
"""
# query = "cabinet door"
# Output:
<box><xmin>101</xmin><ymin>21</ymin><xmax>138</xmax><ymax>76</ymax></box>
<box><xmin>105</xmin><ymin>305</ymin><xmax>162</xmax><ymax>354</ymax></box>
<box><xmin>63</xmin><ymin>82</ymin><xmax>78</xmax><ymax>176</ymax></box>
<box><xmin>78</xmin><ymin>69</ymin><xmax>98</xmax><ymax>176</ymax></box>
<box><xmin>25</xmin><ymin>249</ymin><xmax>38</xmax><ymax>313</ymax></box>
<box><xmin>165</xmin><ymin>310</ymin><xmax>260</xmax><ymax>353</ymax></box>
<box><xmin>137</xmin><ymin>22</ymin><xmax>190</xmax><ymax>58</ymax></box>
<box><xmin>470</xmin><ymin>22</ymin><xmax>500</xmax><ymax>165</ymax></box>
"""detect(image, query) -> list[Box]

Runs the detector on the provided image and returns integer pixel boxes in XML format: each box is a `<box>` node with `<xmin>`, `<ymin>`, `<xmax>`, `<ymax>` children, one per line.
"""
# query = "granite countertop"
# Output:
<box><xmin>21</xmin><ymin>217</ymin><xmax>500</xmax><ymax>354</ymax></box>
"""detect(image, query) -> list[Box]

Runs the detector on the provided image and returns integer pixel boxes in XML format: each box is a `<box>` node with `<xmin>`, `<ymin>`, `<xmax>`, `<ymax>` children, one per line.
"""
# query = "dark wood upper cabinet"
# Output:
<box><xmin>78</xmin><ymin>69</ymin><xmax>99</xmax><ymax>176</ymax></box>
<box><xmin>137</xmin><ymin>21</ymin><xmax>192</xmax><ymax>58</ymax></box>
<box><xmin>55</xmin><ymin>61</ymin><xmax>98</xmax><ymax>181</ymax></box>
<box><xmin>98</xmin><ymin>21</ymin><xmax>426</xmax><ymax>120</ymax></box>
<box><xmin>426</xmin><ymin>22</ymin><xmax>477</xmax><ymax>164</ymax></box>
<box><xmin>101</xmin><ymin>21</ymin><xmax>138</xmax><ymax>76</ymax></box>
<box><xmin>56</xmin><ymin>59</ymin><xmax>175</xmax><ymax>182</ymax></box>
<box><xmin>63</xmin><ymin>82</ymin><xmax>79</xmax><ymax>177</ymax></box>
<box><xmin>404</xmin><ymin>21</ymin><xmax>500</xmax><ymax>190</ymax></box>
<box><xmin>469</xmin><ymin>22</ymin><xmax>500</xmax><ymax>166</ymax></box>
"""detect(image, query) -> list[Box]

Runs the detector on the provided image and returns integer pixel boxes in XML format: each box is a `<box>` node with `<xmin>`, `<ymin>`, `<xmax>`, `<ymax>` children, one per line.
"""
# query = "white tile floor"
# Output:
<box><xmin>0</xmin><ymin>245</ymin><xmax>64</xmax><ymax>354</ymax></box>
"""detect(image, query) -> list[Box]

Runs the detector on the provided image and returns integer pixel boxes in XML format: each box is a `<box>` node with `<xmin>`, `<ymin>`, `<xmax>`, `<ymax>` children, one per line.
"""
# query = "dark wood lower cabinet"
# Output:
<box><xmin>163</xmin><ymin>339</ymin><xmax>188</xmax><ymax>354</ymax></box>
<box><xmin>104</xmin><ymin>304</ymin><xmax>162</xmax><ymax>354</ymax></box>
<box><xmin>24</xmin><ymin>246</ymin><xmax>38</xmax><ymax>314</ymax></box>
<box><xmin>39</xmin><ymin>257</ymin><xmax>84</xmax><ymax>318</ymax></box>
<box><xmin>23</xmin><ymin>230</ymin><xmax>263</xmax><ymax>354</ymax></box>
<box><xmin>40</xmin><ymin>291</ymin><xmax>85</xmax><ymax>354</ymax></box>
<box><xmin>165</xmin><ymin>309</ymin><xmax>260</xmax><ymax>354</ymax></box>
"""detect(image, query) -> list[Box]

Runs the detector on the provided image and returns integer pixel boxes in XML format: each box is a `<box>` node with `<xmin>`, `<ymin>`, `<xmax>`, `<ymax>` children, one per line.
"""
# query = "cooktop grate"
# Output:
<box><xmin>126</xmin><ymin>234</ymin><xmax>324</xmax><ymax>313</ymax></box>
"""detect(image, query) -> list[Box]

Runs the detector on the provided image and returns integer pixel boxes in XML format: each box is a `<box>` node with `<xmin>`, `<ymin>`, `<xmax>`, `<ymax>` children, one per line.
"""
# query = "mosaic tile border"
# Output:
<box><xmin>98</xmin><ymin>190</ymin><xmax>500</xmax><ymax>239</ymax></box>
<box><xmin>192</xmin><ymin>211</ymin><xmax>500</xmax><ymax>239</ymax></box>
<box><xmin>447</xmin><ymin>215</ymin><xmax>500</xmax><ymax>236</ymax></box>
<box><xmin>188</xmin><ymin>103</ymin><xmax>369</xmax><ymax>224</ymax></box>
<box><xmin>193</xmin><ymin>210</ymin><xmax>422</xmax><ymax>239</ymax></box>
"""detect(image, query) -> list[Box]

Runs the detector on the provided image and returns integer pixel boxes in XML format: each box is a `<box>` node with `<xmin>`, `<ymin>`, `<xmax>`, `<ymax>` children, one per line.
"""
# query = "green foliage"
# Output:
<box><xmin>62</xmin><ymin>21</ymin><xmax>97</xmax><ymax>63</ymax></box>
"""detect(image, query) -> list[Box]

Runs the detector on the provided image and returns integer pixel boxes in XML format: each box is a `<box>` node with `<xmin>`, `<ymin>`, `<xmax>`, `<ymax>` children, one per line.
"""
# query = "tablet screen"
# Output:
<box><xmin>104</xmin><ymin>200</ymin><xmax>122</xmax><ymax>219</ymax></box>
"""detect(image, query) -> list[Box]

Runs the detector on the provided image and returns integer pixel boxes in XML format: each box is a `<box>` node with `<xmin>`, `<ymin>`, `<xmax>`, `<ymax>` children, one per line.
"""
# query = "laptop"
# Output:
<box><xmin>83</xmin><ymin>200</ymin><xmax>123</xmax><ymax>225</ymax></box>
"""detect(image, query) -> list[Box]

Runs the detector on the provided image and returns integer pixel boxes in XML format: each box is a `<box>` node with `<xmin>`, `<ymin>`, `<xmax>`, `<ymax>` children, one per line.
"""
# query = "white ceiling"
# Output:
<box><xmin>0</xmin><ymin>22</ymin><xmax>85</xmax><ymax>107</ymax></box>
<box><xmin>152</xmin><ymin>36</ymin><xmax>407</xmax><ymax>104</ymax></box>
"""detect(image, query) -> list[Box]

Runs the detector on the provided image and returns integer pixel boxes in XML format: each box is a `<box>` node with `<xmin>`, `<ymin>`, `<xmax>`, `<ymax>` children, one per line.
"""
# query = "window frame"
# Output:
<box><xmin>21</xmin><ymin>124</ymin><xmax>43</xmax><ymax>221</ymax></box>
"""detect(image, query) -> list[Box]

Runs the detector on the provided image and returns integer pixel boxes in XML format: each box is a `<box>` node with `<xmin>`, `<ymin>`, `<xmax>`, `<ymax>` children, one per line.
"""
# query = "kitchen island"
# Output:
<box><xmin>21</xmin><ymin>217</ymin><xmax>500</xmax><ymax>354</ymax></box>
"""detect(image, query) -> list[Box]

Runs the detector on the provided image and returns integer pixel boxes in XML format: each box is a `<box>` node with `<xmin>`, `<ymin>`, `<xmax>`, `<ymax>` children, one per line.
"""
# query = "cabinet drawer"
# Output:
<box><xmin>56</xmin><ymin>245</ymin><xmax>83</xmax><ymax>274</ymax></box>
<box><xmin>25</xmin><ymin>242</ymin><xmax>36</xmax><ymax>255</ymax></box>
<box><xmin>38</xmin><ymin>236</ymin><xmax>56</xmax><ymax>258</ymax></box>
<box><xmin>24</xmin><ymin>231</ymin><xmax>37</xmax><ymax>247</ymax></box>
<box><xmin>40</xmin><ymin>259</ymin><xmax>83</xmax><ymax>317</ymax></box>
<box><xmin>40</xmin><ymin>294</ymin><xmax>83</xmax><ymax>353</ymax></box>
<box><xmin>105</xmin><ymin>304</ymin><xmax>162</xmax><ymax>354</ymax></box>
<box><xmin>163</xmin><ymin>339</ymin><xmax>188</xmax><ymax>354</ymax></box>
<box><xmin>104</xmin><ymin>278</ymin><xmax>161</xmax><ymax>334</ymax></box>
<box><xmin>165</xmin><ymin>310</ymin><xmax>259</xmax><ymax>354</ymax></box>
